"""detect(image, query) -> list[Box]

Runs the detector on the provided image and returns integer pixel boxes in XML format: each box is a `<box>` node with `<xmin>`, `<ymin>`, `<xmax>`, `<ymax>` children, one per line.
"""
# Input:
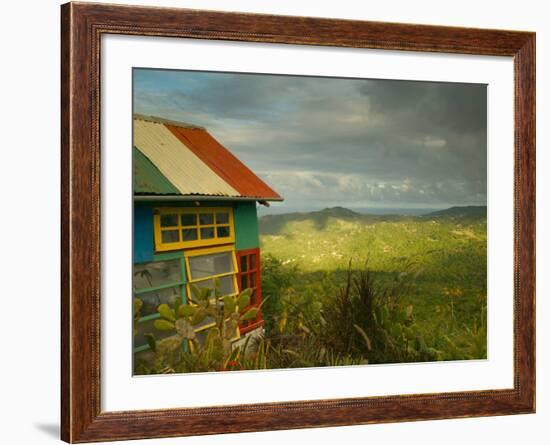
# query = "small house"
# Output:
<box><xmin>132</xmin><ymin>115</ymin><xmax>282</xmax><ymax>355</ymax></box>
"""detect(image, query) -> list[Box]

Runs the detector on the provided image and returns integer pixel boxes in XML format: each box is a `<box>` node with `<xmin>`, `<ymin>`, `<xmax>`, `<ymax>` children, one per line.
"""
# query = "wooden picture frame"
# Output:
<box><xmin>61</xmin><ymin>2</ymin><xmax>535</xmax><ymax>442</ymax></box>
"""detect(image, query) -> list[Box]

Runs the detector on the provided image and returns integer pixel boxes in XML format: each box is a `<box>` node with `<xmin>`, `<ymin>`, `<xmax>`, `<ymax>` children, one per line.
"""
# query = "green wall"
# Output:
<box><xmin>234</xmin><ymin>201</ymin><xmax>260</xmax><ymax>250</ymax></box>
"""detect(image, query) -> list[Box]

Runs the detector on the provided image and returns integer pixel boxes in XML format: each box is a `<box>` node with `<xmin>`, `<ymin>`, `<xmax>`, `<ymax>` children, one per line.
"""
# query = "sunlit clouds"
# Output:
<box><xmin>134</xmin><ymin>69</ymin><xmax>487</xmax><ymax>211</ymax></box>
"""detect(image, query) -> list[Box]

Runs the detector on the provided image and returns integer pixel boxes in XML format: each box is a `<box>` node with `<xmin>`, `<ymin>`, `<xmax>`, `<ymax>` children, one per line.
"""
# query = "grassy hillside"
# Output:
<box><xmin>259</xmin><ymin>206</ymin><xmax>487</xmax><ymax>363</ymax></box>
<box><xmin>422</xmin><ymin>205</ymin><xmax>487</xmax><ymax>219</ymax></box>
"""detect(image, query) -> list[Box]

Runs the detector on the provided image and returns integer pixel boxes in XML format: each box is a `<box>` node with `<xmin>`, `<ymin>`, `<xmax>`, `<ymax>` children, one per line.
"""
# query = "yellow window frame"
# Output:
<box><xmin>184</xmin><ymin>245</ymin><xmax>239</xmax><ymax>303</ymax></box>
<box><xmin>184</xmin><ymin>245</ymin><xmax>240</xmax><ymax>339</ymax></box>
<box><xmin>153</xmin><ymin>207</ymin><xmax>235</xmax><ymax>252</ymax></box>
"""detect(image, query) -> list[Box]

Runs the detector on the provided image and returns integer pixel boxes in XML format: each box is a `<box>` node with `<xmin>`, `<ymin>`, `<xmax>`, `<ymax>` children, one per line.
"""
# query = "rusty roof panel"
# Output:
<box><xmin>166</xmin><ymin>125</ymin><xmax>282</xmax><ymax>200</ymax></box>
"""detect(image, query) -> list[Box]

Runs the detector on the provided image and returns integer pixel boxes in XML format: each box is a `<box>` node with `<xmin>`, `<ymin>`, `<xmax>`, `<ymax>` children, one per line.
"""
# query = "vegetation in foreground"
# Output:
<box><xmin>134</xmin><ymin>206</ymin><xmax>487</xmax><ymax>374</ymax></box>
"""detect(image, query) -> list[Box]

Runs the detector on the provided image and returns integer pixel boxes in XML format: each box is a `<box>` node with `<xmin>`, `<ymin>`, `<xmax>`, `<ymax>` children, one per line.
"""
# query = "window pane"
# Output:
<box><xmin>188</xmin><ymin>251</ymin><xmax>235</xmax><ymax>279</ymax></box>
<box><xmin>219</xmin><ymin>275</ymin><xmax>236</xmax><ymax>295</ymax></box>
<box><xmin>240</xmin><ymin>255</ymin><xmax>248</xmax><ymax>272</ymax></box>
<box><xmin>200</xmin><ymin>227</ymin><xmax>215</xmax><ymax>239</ymax></box>
<box><xmin>249</xmin><ymin>253</ymin><xmax>257</xmax><ymax>269</ymax></box>
<box><xmin>217</xmin><ymin>226</ymin><xmax>230</xmax><ymax>238</ymax></box>
<box><xmin>134</xmin><ymin>318</ymin><xmax>174</xmax><ymax>349</ymax></box>
<box><xmin>160</xmin><ymin>214</ymin><xmax>178</xmax><ymax>227</ymax></box>
<box><xmin>192</xmin><ymin>275</ymin><xmax>236</xmax><ymax>296</ymax></box>
<box><xmin>137</xmin><ymin>286</ymin><xmax>181</xmax><ymax>316</ymax></box>
<box><xmin>134</xmin><ymin>259</ymin><xmax>182</xmax><ymax>290</ymax></box>
<box><xmin>249</xmin><ymin>272</ymin><xmax>256</xmax><ymax>287</ymax></box>
<box><xmin>182</xmin><ymin>228</ymin><xmax>198</xmax><ymax>241</ymax></box>
<box><xmin>251</xmin><ymin>289</ymin><xmax>257</xmax><ymax>305</ymax></box>
<box><xmin>181</xmin><ymin>213</ymin><xmax>197</xmax><ymax>227</ymax></box>
<box><xmin>216</xmin><ymin>212</ymin><xmax>229</xmax><ymax>224</ymax></box>
<box><xmin>161</xmin><ymin>230</ymin><xmax>179</xmax><ymax>243</ymax></box>
<box><xmin>240</xmin><ymin>275</ymin><xmax>248</xmax><ymax>290</ymax></box>
<box><xmin>199</xmin><ymin>213</ymin><xmax>214</xmax><ymax>225</ymax></box>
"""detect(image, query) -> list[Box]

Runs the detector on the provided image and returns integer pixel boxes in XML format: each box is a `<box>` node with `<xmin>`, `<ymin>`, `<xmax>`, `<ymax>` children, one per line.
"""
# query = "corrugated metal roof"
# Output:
<box><xmin>167</xmin><ymin>125</ymin><xmax>282</xmax><ymax>200</ymax></box>
<box><xmin>134</xmin><ymin>118</ymin><xmax>240</xmax><ymax>197</ymax></box>
<box><xmin>133</xmin><ymin>147</ymin><xmax>180</xmax><ymax>195</ymax></box>
<box><xmin>133</xmin><ymin>115</ymin><xmax>283</xmax><ymax>201</ymax></box>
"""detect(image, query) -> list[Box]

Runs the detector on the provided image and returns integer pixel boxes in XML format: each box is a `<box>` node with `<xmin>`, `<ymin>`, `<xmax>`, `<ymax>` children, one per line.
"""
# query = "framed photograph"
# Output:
<box><xmin>61</xmin><ymin>2</ymin><xmax>535</xmax><ymax>442</ymax></box>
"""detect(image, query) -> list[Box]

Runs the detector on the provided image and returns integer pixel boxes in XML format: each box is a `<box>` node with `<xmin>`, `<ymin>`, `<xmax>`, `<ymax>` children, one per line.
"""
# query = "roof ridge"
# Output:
<box><xmin>133</xmin><ymin>113</ymin><xmax>205</xmax><ymax>130</ymax></box>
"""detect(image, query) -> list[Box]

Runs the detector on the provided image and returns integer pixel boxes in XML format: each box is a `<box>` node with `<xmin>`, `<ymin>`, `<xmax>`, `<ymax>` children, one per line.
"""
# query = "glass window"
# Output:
<box><xmin>186</xmin><ymin>248</ymin><xmax>238</xmax><ymax>299</ymax></box>
<box><xmin>216</xmin><ymin>212</ymin><xmax>229</xmax><ymax>224</ymax></box>
<box><xmin>133</xmin><ymin>259</ymin><xmax>181</xmax><ymax>289</ymax></box>
<box><xmin>199</xmin><ymin>213</ymin><xmax>214</xmax><ymax>225</ymax></box>
<box><xmin>218</xmin><ymin>275</ymin><xmax>236</xmax><ymax>295</ymax></box>
<box><xmin>217</xmin><ymin>226</ymin><xmax>230</xmax><ymax>238</ymax></box>
<box><xmin>190</xmin><ymin>275</ymin><xmax>236</xmax><ymax>297</ymax></box>
<box><xmin>155</xmin><ymin>208</ymin><xmax>235</xmax><ymax>251</ymax></box>
<box><xmin>160</xmin><ymin>214</ymin><xmax>178</xmax><ymax>227</ymax></box>
<box><xmin>138</xmin><ymin>286</ymin><xmax>180</xmax><ymax>317</ymax></box>
<box><xmin>133</xmin><ymin>257</ymin><xmax>185</xmax><ymax>351</ymax></box>
<box><xmin>200</xmin><ymin>227</ymin><xmax>215</xmax><ymax>239</ymax></box>
<box><xmin>188</xmin><ymin>251</ymin><xmax>235</xmax><ymax>280</ymax></box>
<box><xmin>161</xmin><ymin>230</ymin><xmax>179</xmax><ymax>243</ymax></box>
<box><xmin>236</xmin><ymin>249</ymin><xmax>262</xmax><ymax>329</ymax></box>
<box><xmin>181</xmin><ymin>214</ymin><xmax>197</xmax><ymax>226</ymax></box>
<box><xmin>251</xmin><ymin>289</ymin><xmax>257</xmax><ymax>305</ymax></box>
<box><xmin>182</xmin><ymin>228</ymin><xmax>198</xmax><ymax>241</ymax></box>
<box><xmin>240</xmin><ymin>255</ymin><xmax>248</xmax><ymax>272</ymax></box>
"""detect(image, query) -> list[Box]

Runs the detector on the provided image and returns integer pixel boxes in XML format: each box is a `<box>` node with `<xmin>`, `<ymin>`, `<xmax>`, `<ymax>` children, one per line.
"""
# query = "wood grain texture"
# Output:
<box><xmin>60</xmin><ymin>2</ymin><xmax>536</xmax><ymax>442</ymax></box>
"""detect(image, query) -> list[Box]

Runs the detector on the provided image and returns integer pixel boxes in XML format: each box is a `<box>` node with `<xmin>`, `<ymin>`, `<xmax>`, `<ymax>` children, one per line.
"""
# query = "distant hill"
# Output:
<box><xmin>259</xmin><ymin>206</ymin><xmax>399</xmax><ymax>235</ymax></box>
<box><xmin>422</xmin><ymin>206</ymin><xmax>487</xmax><ymax>219</ymax></box>
<box><xmin>258</xmin><ymin>205</ymin><xmax>487</xmax><ymax>235</ymax></box>
<box><xmin>316</xmin><ymin>206</ymin><xmax>361</xmax><ymax>218</ymax></box>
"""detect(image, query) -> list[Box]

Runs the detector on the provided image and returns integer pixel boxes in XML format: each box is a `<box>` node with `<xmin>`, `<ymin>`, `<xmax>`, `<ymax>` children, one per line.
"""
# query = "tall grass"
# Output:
<box><xmin>261</xmin><ymin>256</ymin><xmax>487</xmax><ymax>368</ymax></box>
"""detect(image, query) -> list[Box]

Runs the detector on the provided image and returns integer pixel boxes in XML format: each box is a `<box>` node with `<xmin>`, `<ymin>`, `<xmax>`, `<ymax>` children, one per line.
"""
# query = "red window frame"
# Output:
<box><xmin>236</xmin><ymin>248</ymin><xmax>263</xmax><ymax>334</ymax></box>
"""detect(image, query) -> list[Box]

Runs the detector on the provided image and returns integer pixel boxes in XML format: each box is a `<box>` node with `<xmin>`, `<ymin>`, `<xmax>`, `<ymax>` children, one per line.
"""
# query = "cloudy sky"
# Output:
<box><xmin>133</xmin><ymin>69</ymin><xmax>487</xmax><ymax>213</ymax></box>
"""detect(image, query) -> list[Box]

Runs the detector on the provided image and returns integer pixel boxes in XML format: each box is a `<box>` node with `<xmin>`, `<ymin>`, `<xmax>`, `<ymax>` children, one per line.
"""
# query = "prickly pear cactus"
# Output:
<box><xmin>145</xmin><ymin>278</ymin><xmax>264</xmax><ymax>372</ymax></box>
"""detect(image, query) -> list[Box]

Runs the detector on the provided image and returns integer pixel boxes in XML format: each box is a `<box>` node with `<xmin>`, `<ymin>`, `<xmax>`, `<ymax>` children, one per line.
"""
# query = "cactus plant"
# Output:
<box><xmin>146</xmin><ymin>278</ymin><xmax>263</xmax><ymax>372</ymax></box>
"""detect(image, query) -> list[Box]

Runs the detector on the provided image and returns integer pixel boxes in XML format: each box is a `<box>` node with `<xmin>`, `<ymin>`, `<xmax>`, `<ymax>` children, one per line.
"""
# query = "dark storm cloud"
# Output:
<box><xmin>134</xmin><ymin>69</ymin><xmax>487</xmax><ymax>210</ymax></box>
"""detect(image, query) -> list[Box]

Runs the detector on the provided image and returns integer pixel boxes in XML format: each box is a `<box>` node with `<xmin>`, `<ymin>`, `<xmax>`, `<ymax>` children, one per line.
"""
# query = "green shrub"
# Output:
<box><xmin>260</xmin><ymin>254</ymin><xmax>295</xmax><ymax>335</ymax></box>
<box><xmin>319</xmin><ymin>261</ymin><xmax>442</xmax><ymax>364</ymax></box>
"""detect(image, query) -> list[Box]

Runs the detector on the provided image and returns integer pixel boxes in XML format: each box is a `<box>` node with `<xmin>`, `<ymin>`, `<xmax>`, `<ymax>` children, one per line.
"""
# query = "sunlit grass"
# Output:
<box><xmin>260</xmin><ymin>213</ymin><xmax>487</xmax><ymax>362</ymax></box>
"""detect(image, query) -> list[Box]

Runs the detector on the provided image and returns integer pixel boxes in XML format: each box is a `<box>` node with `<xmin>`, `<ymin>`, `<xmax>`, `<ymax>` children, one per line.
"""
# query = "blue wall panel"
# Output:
<box><xmin>134</xmin><ymin>205</ymin><xmax>154</xmax><ymax>263</ymax></box>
